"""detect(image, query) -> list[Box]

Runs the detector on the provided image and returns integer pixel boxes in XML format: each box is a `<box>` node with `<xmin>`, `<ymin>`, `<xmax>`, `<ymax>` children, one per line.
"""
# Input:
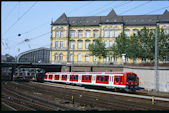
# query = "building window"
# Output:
<box><xmin>85</xmin><ymin>40</ymin><xmax>90</xmax><ymax>49</ymax></box>
<box><xmin>114</xmin><ymin>30</ymin><xmax>119</xmax><ymax>37</ymax></box>
<box><xmin>60</xmin><ymin>31</ymin><xmax>64</xmax><ymax>38</ymax></box>
<box><xmin>133</xmin><ymin>29</ymin><xmax>138</xmax><ymax>36</ymax></box>
<box><xmin>85</xmin><ymin>54</ymin><xmax>89</xmax><ymax>62</ymax></box>
<box><xmin>109</xmin><ymin>31</ymin><xmax>113</xmax><ymax>37</ymax></box>
<box><xmin>59</xmin><ymin>53</ymin><xmax>63</xmax><ymax>61</ymax></box>
<box><xmin>93</xmin><ymin>30</ymin><xmax>98</xmax><ymax>38</ymax></box>
<box><xmin>55</xmin><ymin>53</ymin><xmax>58</xmax><ymax>62</ymax></box>
<box><xmin>109</xmin><ymin>55</ymin><xmax>112</xmax><ymax>62</ymax></box>
<box><xmin>70</xmin><ymin>54</ymin><xmax>74</xmax><ymax>62</ymax></box>
<box><xmin>77</xmin><ymin>53</ymin><xmax>81</xmax><ymax>62</ymax></box>
<box><xmin>109</xmin><ymin>41</ymin><xmax>113</xmax><ymax>47</ymax></box>
<box><xmin>103</xmin><ymin>57</ymin><xmax>107</xmax><ymax>63</ymax></box>
<box><xmin>78</xmin><ymin>30</ymin><xmax>83</xmax><ymax>38</ymax></box>
<box><xmin>124</xmin><ymin>30</ymin><xmax>130</xmax><ymax>37</ymax></box>
<box><xmin>150</xmin><ymin>29</ymin><xmax>155</xmax><ymax>34</ymax></box>
<box><xmin>55</xmin><ymin>41</ymin><xmax>58</xmax><ymax>48</ymax></box>
<box><xmin>142</xmin><ymin>57</ymin><xmax>146</xmax><ymax>63</ymax></box>
<box><xmin>93</xmin><ymin>40</ymin><xmax>96</xmax><ymax>45</ymax></box>
<box><xmin>60</xmin><ymin>41</ymin><xmax>64</xmax><ymax>48</ymax></box>
<box><xmin>55</xmin><ymin>31</ymin><xmax>59</xmax><ymax>38</ymax></box>
<box><xmin>55</xmin><ymin>30</ymin><xmax>64</xmax><ymax>38</ymax></box>
<box><xmin>104</xmin><ymin>41</ymin><xmax>109</xmax><ymax>48</ymax></box>
<box><xmin>93</xmin><ymin>55</ymin><xmax>97</xmax><ymax>62</ymax></box>
<box><xmin>114</xmin><ymin>56</ymin><xmax>117</xmax><ymax>62</ymax></box>
<box><xmin>104</xmin><ymin>30</ymin><xmax>109</xmax><ymax>37</ymax></box>
<box><xmin>163</xmin><ymin>28</ymin><xmax>169</xmax><ymax>35</ymax></box>
<box><xmin>70</xmin><ymin>40</ymin><xmax>75</xmax><ymax>49</ymax></box>
<box><xmin>77</xmin><ymin>40</ymin><xmax>83</xmax><ymax>49</ymax></box>
<box><xmin>86</xmin><ymin>30</ymin><xmax>90</xmax><ymax>38</ymax></box>
<box><xmin>70</xmin><ymin>30</ymin><xmax>75</xmax><ymax>38</ymax></box>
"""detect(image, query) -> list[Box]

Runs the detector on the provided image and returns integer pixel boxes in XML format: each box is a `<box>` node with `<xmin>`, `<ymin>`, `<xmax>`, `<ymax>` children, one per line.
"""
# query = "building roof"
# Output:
<box><xmin>52</xmin><ymin>9</ymin><xmax>169</xmax><ymax>26</ymax></box>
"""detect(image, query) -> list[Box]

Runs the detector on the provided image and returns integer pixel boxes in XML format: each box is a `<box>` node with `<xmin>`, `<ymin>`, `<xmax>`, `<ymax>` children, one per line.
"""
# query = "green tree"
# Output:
<box><xmin>159</xmin><ymin>28</ymin><xmax>169</xmax><ymax>62</ymax></box>
<box><xmin>111</xmin><ymin>33</ymin><xmax>129</xmax><ymax>58</ymax></box>
<box><xmin>126</xmin><ymin>34</ymin><xmax>139</xmax><ymax>62</ymax></box>
<box><xmin>88</xmin><ymin>39</ymin><xmax>107</xmax><ymax>63</ymax></box>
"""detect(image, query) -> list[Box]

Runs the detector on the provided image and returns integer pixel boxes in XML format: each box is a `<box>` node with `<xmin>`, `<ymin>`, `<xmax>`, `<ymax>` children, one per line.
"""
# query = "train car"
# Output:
<box><xmin>1</xmin><ymin>67</ymin><xmax>12</xmax><ymax>81</ymax></box>
<box><xmin>44</xmin><ymin>72</ymin><xmax>139</xmax><ymax>93</ymax></box>
<box><xmin>14</xmin><ymin>68</ymin><xmax>45</xmax><ymax>82</ymax></box>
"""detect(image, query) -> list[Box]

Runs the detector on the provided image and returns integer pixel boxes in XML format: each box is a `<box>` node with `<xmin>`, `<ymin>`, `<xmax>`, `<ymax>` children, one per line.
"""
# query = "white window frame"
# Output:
<box><xmin>78</xmin><ymin>30</ymin><xmax>83</xmax><ymax>38</ymax></box>
<box><xmin>77</xmin><ymin>53</ymin><xmax>81</xmax><ymax>62</ymax></box>
<box><xmin>93</xmin><ymin>30</ymin><xmax>98</xmax><ymax>38</ymax></box>
<box><xmin>85</xmin><ymin>54</ymin><xmax>89</xmax><ymax>62</ymax></box>
<box><xmin>124</xmin><ymin>30</ymin><xmax>130</xmax><ymax>37</ymax></box>
<box><xmin>85</xmin><ymin>40</ymin><xmax>90</xmax><ymax>49</ymax></box>
<box><xmin>70</xmin><ymin>30</ymin><xmax>75</xmax><ymax>38</ymax></box>
<box><xmin>86</xmin><ymin>30</ymin><xmax>90</xmax><ymax>38</ymax></box>
<box><xmin>77</xmin><ymin>40</ymin><xmax>83</xmax><ymax>49</ymax></box>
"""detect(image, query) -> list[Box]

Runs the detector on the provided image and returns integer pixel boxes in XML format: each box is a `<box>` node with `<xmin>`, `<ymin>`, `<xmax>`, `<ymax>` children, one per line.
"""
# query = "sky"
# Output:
<box><xmin>1</xmin><ymin>1</ymin><xmax>169</xmax><ymax>57</ymax></box>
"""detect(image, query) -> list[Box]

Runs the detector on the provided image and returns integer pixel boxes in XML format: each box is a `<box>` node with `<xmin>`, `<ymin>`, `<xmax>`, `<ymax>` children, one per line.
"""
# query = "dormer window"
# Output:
<box><xmin>141</xmin><ymin>19</ymin><xmax>144</xmax><ymax>22</ymax></box>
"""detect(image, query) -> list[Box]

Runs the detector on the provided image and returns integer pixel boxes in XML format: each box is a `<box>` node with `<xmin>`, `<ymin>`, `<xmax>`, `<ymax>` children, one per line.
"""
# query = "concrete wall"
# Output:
<box><xmin>123</xmin><ymin>66</ymin><xmax>169</xmax><ymax>92</ymax></box>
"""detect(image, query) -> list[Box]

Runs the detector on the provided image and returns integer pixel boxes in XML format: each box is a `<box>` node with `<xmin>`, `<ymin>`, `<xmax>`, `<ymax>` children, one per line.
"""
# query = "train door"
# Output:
<box><xmin>109</xmin><ymin>75</ymin><xmax>114</xmax><ymax>86</ymax></box>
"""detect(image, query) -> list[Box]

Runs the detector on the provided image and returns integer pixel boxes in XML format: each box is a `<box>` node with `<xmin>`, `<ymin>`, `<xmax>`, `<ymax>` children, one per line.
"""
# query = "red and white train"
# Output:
<box><xmin>44</xmin><ymin>72</ymin><xmax>139</xmax><ymax>92</ymax></box>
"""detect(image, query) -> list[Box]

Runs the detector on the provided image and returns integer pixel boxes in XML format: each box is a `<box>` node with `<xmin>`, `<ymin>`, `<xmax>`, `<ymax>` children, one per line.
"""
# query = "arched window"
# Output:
<box><xmin>70</xmin><ymin>54</ymin><xmax>74</xmax><ymax>62</ymax></box>
<box><xmin>85</xmin><ymin>40</ymin><xmax>90</xmax><ymax>49</ymax></box>
<box><xmin>55</xmin><ymin>53</ymin><xmax>58</xmax><ymax>62</ymax></box>
<box><xmin>59</xmin><ymin>53</ymin><xmax>63</xmax><ymax>61</ymax></box>
<box><xmin>85</xmin><ymin>54</ymin><xmax>89</xmax><ymax>62</ymax></box>
<box><xmin>77</xmin><ymin>53</ymin><xmax>81</xmax><ymax>62</ymax></box>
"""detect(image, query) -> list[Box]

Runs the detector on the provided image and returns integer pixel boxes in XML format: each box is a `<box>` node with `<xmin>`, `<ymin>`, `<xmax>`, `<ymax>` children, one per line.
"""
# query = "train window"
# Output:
<box><xmin>115</xmin><ymin>76</ymin><xmax>119</xmax><ymax>82</ymax></box>
<box><xmin>97</xmin><ymin>76</ymin><xmax>100</xmax><ymax>81</ymax></box>
<box><xmin>76</xmin><ymin>75</ymin><xmax>78</xmax><ymax>80</ymax></box>
<box><xmin>105</xmin><ymin>76</ymin><xmax>108</xmax><ymax>81</ymax></box>
<box><xmin>112</xmin><ymin>76</ymin><xmax>113</xmax><ymax>82</ymax></box>
<box><xmin>86</xmin><ymin>75</ymin><xmax>88</xmax><ymax>80</ymax></box>
<box><xmin>101</xmin><ymin>76</ymin><xmax>104</xmax><ymax>81</ymax></box>
<box><xmin>82</xmin><ymin>76</ymin><xmax>85</xmax><ymax>80</ymax></box>
<box><xmin>74</xmin><ymin>75</ymin><xmax>76</xmax><ymax>79</ymax></box>
<box><xmin>89</xmin><ymin>76</ymin><xmax>91</xmax><ymax>80</ymax></box>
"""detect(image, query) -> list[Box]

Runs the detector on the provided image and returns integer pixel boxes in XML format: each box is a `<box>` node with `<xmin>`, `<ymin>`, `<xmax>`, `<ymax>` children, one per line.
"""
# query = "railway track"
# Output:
<box><xmin>1</xmin><ymin>82</ymin><xmax>80</xmax><ymax>111</ymax></box>
<box><xmin>2</xmin><ymin>81</ymin><xmax>169</xmax><ymax>111</ymax></box>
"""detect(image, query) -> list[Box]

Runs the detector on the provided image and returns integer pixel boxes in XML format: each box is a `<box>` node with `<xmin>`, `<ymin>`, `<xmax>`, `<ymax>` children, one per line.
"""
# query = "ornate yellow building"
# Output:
<box><xmin>50</xmin><ymin>9</ymin><xmax>169</xmax><ymax>64</ymax></box>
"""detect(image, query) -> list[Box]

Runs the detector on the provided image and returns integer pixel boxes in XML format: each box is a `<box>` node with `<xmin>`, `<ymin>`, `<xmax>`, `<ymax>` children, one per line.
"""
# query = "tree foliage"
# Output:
<box><xmin>88</xmin><ymin>39</ymin><xmax>108</xmax><ymax>62</ymax></box>
<box><xmin>111</xmin><ymin>26</ymin><xmax>169</xmax><ymax>63</ymax></box>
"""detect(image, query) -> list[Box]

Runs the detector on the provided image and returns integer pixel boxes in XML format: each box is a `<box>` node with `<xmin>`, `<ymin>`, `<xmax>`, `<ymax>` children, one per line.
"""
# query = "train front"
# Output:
<box><xmin>125</xmin><ymin>72</ymin><xmax>139</xmax><ymax>92</ymax></box>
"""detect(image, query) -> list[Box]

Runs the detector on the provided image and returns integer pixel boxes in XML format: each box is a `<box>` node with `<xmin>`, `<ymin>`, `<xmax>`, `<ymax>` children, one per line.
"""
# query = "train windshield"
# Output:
<box><xmin>127</xmin><ymin>74</ymin><xmax>136</xmax><ymax>82</ymax></box>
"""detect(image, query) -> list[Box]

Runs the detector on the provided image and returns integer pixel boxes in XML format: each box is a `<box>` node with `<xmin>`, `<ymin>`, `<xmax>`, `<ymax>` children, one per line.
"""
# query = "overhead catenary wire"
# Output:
<box><xmin>144</xmin><ymin>5</ymin><xmax>169</xmax><ymax>15</ymax></box>
<box><xmin>119</xmin><ymin>1</ymin><xmax>151</xmax><ymax>15</ymax></box>
<box><xmin>67</xmin><ymin>1</ymin><xmax>94</xmax><ymax>15</ymax></box>
<box><xmin>2</xmin><ymin>2</ymin><xmax>18</xmax><ymax>21</ymax></box>
<box><xmin>14</xmin><ymin>31</ymin><xmax>50</xmax><ymax>47</ymax></box>
<box><xmin>88</xmin><ymin>1</ymin><xmax>123</xmax><ymax>16</ymax></box>
<box><xmin>92</xmin><ymin>1</ymin><xmax>131</xmax><ymax>16</ymax></box>
<box><xmin>2</xmin><ymin>2</ymin><xmax>38</xmax><ymax>37</ymax></box>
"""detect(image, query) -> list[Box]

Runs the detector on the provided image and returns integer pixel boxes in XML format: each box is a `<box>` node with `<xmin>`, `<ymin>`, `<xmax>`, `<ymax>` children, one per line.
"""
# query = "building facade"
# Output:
<box><xmin>17</xmin><ymin>47</ymin><xmax>50</xmax><ymax>63</ymax></box>
<box><xmin>50</xmin><ymin>9</ymin><xmax>169</xmax><ymax>64</ymax></box>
